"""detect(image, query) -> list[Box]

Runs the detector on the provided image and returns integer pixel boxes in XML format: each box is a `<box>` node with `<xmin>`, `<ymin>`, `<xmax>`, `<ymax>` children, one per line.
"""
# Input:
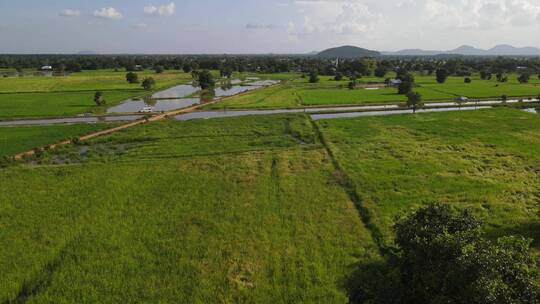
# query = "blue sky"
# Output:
<box><xmin>1</xmin><ymin>0</ymin><xmax>540</xmax><ymax>54</ymax></box>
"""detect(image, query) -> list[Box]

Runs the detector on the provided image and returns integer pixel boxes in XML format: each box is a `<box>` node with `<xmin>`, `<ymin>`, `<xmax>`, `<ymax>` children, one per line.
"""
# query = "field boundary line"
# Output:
<box><xmin>308</xmin><ymin>116</ymin><xmax>387</xmax><ymax>254</ymax></box>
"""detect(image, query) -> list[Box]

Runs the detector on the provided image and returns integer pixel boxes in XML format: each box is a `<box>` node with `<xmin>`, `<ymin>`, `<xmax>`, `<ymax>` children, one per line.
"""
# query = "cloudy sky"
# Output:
<box><xmin>1</xmin><ymin>0</ymin><xmax>540</xmax><ymax>53</ymax></box>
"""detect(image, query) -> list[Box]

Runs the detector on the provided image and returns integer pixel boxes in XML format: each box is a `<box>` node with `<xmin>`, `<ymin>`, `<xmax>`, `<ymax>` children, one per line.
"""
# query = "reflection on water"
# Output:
<box><xmin>106</xmin><ymin>78</ymin><xmax>280</xmax><ymax>114</ymax></box>
<box><xmin>175</xmin><ymin>106</ymin><xmax>493</xmax><ymax>121</ymax></box>
<box><xmin>152</xmin><ymin>84</ymin><xmax>199</xmax><ymax>99</ymax></box>
<box><xmin>0</xmin><ymin>115</ymin><xmax>142</xmax><ymax>126</ymax></box>
<box><xmin>245</xmin><ymin>80</ymin><xmax>279</xmax><ymax>86</ymax></box>
<box><xmin>214</xmin><ymin>85</ymin><xmax>261</xmax><ymax>97</ymax></box>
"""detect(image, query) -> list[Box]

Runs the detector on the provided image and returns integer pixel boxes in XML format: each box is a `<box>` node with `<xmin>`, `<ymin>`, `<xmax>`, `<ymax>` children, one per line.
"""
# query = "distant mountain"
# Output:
<box><xmin>317</xmin><ymin>46</ymin><xmax>380</xmax><ymax>58</ymax></box>
<box><xmin>448</xmin><ymin>45</ymin><xmax>486</xmax><ymax>56</ymax></box>
<box><xmin>383</xmin><ymin>44</ymin><xmax>540</xmax><ymax>56</ymax></box>
<box><xmin>487</xmin><ymin>44</ymin><xmax>540</xmax><ymax>55</ymax></box>
<box><xmin>385</xmin><ymin>49</ymin><xmax>441</xmax><ymax>56</ymax></box>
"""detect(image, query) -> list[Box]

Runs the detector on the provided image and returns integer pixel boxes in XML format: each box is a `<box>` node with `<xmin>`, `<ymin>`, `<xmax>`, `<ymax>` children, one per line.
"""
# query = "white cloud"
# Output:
<box><xmin>144</xmin><ymin>2</ymin><xmax>176</xmax><ymax>16</ymax></box>
<box><xmin>288</xmin><ymin>1</ymin><xmax>381</xmax><ymax>37</ymax></box>
<box><xmin>94</xmin><ymin>7</ymin><xmax>123</xmax><ymax>20</ymax></box>
<box><xmin>285</xmin><ymin>0</ymin><xmax>540</xmax><ymax>49</ymax></box>
<box><xmin>60</xmin><ymin>9</ymin><xmax>80</xmax><ymax>17</ymax></box>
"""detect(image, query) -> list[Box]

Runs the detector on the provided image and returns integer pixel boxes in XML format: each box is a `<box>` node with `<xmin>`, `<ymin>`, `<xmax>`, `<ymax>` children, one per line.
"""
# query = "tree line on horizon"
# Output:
<box><xmin>2</xmin><ymin>54</ymin><xmax>540</xmax><ymax>78</ymax></box>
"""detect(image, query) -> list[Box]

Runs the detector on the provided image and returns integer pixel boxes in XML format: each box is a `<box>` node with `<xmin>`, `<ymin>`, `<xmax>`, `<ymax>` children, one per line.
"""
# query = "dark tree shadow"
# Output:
<box><xmin>486</xmin><ymin>222</ymin><xmax>540</xmax><ymax>250</ymax></box>
<box><xmin>343</xmin><ymin>257</ymin><xmax>405</xmax><ymax>304</ymax></box>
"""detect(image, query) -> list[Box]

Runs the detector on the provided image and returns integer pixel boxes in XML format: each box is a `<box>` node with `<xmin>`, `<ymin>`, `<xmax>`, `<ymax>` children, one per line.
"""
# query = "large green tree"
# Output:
<box><xmin>436</xmin><ymin>68</ymin><xmax>448</xmax><ymax>83</ymax></box>
<box><xmin>518</xmin><ymin>73</ymin><xmax>530</xmax><ymax>84</ymax></box>
<box><xmin>309</xmin><ymin>71</ymin><xmax>319</xmax><ymax>83</ymax></box>
<box><xmin>406</xmin><ymin>91</ymin><xmax>423</xmax><ymax>113</ymax></box>
<box><xmin>93</xmin><ymin>91</ymin><xmax>105</xmax><ymax>106</ymax></box>
<box><xmin>198</xmin><ymin>70</ymin><xmax>215</xmax><ymax>89</ymax></box>
<box><xmin>141</xmin><ymin>77</ymin><xmax>156</xmax><ymax>90</ymax></box>
<box><xmin>348</xmin><ymin>204</ymin><xmax>539</xmax><ymax>304</ymax></box>
<box><xmin>125</xmin><ymin>72</ymin><xmax>139</xmax><ymax>84</ymax></box>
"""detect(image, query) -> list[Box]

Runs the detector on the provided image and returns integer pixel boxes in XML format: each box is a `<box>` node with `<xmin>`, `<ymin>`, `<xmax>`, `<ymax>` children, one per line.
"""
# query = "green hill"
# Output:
<box><xmin>317</xmin><ymin>45</ymin><xmax>380</xmax><ymax>58</ymax></box>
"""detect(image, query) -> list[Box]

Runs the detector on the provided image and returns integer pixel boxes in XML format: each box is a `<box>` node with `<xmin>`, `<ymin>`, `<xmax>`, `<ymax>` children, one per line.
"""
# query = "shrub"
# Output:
<box><xmin>309</xmin><ymin>71</ymin><xmax>319</xmax><ymax>83</ymax></box>
<box><xmin>94</xmin><ymin>91</ymin><xmax>105</xmax><ymax>106</ymax></box>
<box><xmin>518</xmin><ymin>73</ymin><xmax>530</xmax><ymax>84</ymax></box>
<box><xmin>126</xmin><ymin>72</ymin><xmax>139</xmax><ymax>84</ymax></box>
<box><xmin>141</xmin><ymin>77</ymin><xmax>156</xmax><ymax>90</ymax></box>
<box><xmin>435</xmin><ymin>69</ymin><xmax>448</xmax><ymax>84</ymax></box>
<box><xmin>154</xmin><ymin>65</ymin><xmax>164</xmax><ymax>74</ymax></box>
<box><xmin>398</xmin><ymin>81</ymin><xmax>413</xmax><ymax>95</ymax></box>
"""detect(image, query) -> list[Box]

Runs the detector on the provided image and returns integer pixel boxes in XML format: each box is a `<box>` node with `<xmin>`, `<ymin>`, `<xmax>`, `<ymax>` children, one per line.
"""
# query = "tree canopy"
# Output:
<box><xmin>198</xmin><ymin>70</ymin><xmax>215</xmax><ymax>89</ymax></box>
<box><xmin>348</xmin><ymin>204</ymin><xmax>539</xmax><ymax>304</ymax></box>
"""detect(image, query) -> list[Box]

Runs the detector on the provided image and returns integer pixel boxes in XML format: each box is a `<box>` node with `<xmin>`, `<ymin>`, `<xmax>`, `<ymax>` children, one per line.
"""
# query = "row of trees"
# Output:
<box><xmin>3</xmin><ymin>54</ymin><xmax>540</xmax><ymax>78</ymax></box>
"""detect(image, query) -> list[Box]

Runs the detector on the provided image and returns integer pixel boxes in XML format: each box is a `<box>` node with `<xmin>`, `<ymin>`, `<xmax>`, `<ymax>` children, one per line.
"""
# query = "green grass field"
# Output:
<box><xmin>210</xmin><ymin>73</ymin><xmax>540</xmax><ymax>109</ymax></box>
<box><xmin>0</xmin><ymin>70</ymin><xmax>192</xmax><ymax>118</ymax></box>
<box><xmin>0</xmin><ymin>115</ymin><xmax>379</xmax><ymax>303</ymax></box>
<box><xmin>0</xmin><ymin>91</ymin><xmax>141</xmax><ymax>119</ymax></box>
<box><xmin>0</xmin><ymin>70</ymin><xmax>192</xmax><ymax>93</ymax></box>
<box><xmin>0</xmin><ymin>123</ymin><xmax>117</xmax><ymax>158</ymax></box>
<box><xmin>0</xmin><ymin>109</ymin><xmax>539</xmax><ymax>302</ymax></box>
<box><xmin>316</xmin><ymin>108</ymin><xmax>540</xmax><ymax>250</ymax></box>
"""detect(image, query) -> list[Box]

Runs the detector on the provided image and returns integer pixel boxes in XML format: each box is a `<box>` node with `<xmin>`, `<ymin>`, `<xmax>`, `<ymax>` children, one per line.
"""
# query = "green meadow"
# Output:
<box><xmin>0</xmin><ymin>123</ymin><xmax>116</xmax><ymax>158</ymax></box>
<box><xmin>316</xmin><ymin>108</ymin><xmax>540</xmax><ymax>250</ymax></box>
<box><xmin>0</xmin><ymin>91</ymin><xmax>140</xmax><ymax>119</ymax></box>
<box><xmin>210</xmin><ymin>73</ymin><xmax>540</xmax><ymax>109</ymax></box>
<box><xmin>0</xmin><ymin>115</ymin><xmax>379</xmax><ymax>303</ymax></box>
<box><xmin>0</xmin><ymin>70</ymin><xmax>192</xmax><ymax>118</ymax></box>
<box><xmin>1</xmin><ymin>109</ymin><xmax>538</xmax><ymax>302</ymax></box>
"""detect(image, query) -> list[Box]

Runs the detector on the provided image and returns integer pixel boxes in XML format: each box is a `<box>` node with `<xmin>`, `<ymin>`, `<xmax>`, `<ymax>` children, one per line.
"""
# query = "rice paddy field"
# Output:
<box><xmin>210</xmin><ymin>73</ymin><xmax>540</xmax><ymax>109</ymax></box>
<box><xmin>316</xmin><ymin>108</ymin><xmax>540</xmax><ymax>251</ymax></box>
<box><xmin>0</xmin><ymin>108</ymin><xmax>539</xmax><ymax>302</ymax></box>
<box><xmin>0</xmin><ymin>123</ymin><xmax>116</xmax><ymax>158</ymax></box>
<box><xmin>0</xmin><ymin>70</ymin><xmax>192</xmax><ymax>118</ymax></box>
<box><xmin>0</xmin><ymin>115</ymin><xmax>380</xmax><ymax>303</ymax></box>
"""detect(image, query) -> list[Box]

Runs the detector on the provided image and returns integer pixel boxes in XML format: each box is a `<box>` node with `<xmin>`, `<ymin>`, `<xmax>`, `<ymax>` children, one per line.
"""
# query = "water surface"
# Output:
<box><xmin>151</xmin><ymin>84</ymin><xmax>199</xmax><ymax>99</ymax></box>
<box><xmin>0</xmin><ymin>115</ymin><xmax>142</xmax><ymax>127</ymax></box>
<box><xmin>107</xmin><ymin>98</ymin><xmax>199</xmax><ymax>114</ymax></box>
